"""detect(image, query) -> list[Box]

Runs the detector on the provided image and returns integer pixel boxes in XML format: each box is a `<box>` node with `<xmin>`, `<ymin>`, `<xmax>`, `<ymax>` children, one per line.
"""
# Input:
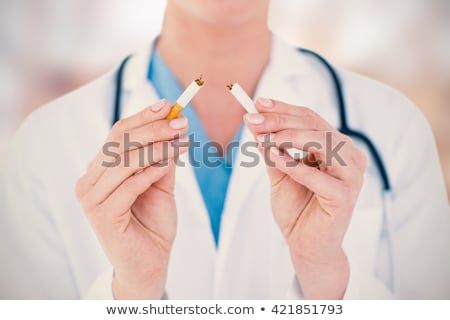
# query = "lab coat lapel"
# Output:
<box><xmin>218</xmin><ymin>127</ymin><xmax>266</xmax><ymax>249</ymax></box>
<box><xmin>213</xmin><ymin>41</ymin><xmax>308</xmax><ymax>297</ymax></box>
<box><xmin>218</xmin><ymin>41</ymin><xmax>306</xmax><ymax>253</ymax></box>
<box><xmin>120</xmin><ymin>81</ymin><xmax>159</xmax><ymax>119</ymax></box>
<box><xmin>120</xmin><ymin>42</ymin><xmax>156</xmax><ymax>118</ymax></box>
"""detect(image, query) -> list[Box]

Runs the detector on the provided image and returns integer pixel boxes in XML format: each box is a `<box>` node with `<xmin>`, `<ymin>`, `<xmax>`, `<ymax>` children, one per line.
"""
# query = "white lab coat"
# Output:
<box><xmin>1</xmin><ymin>37</ymin><xmax>449</xmax><ymax>300</ymax></box>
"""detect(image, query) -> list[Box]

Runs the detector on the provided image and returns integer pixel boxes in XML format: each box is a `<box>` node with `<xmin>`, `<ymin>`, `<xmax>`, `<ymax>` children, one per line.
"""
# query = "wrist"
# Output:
<box><xmin>292</xmin><ymin>248</ymin><xmax>350</xmax><ymax>300</ymax></box>
<box><xmin>112</xmin><ymin>269</ymin><xmax>167</xmax><ymax>300</ymax></box>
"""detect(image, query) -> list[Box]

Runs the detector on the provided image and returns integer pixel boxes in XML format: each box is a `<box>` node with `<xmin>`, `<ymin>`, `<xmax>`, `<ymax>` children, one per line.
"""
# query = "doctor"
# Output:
<box><xmin>1</xmin><ymin>0</ymin><xmax>449</xmax><ymax>300</ymax></box>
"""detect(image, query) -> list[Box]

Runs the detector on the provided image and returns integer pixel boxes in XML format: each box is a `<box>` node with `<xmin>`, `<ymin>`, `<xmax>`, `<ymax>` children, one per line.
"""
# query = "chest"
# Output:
<box><xmin>191</xmin><ymin>86</ymin><xmax>248</xmax><ymax>152</ymax></box>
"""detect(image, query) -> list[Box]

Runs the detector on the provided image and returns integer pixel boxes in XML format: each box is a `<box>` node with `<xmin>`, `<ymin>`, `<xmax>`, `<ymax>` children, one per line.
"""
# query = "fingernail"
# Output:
<box><xmin>169</xmin><ymin>117</ymin><xmax>188</xmax><ymax>129</ymax></box>
<box><xmin>257</xmin><ymin>133</ymin><xmax>274</xmax><ymax>142</ymax></box>
<box><xmin>257</xmin><ymin>97</ymin><xmax>273</xmax><ymax>108</ymax></box>
<box><xmin>245</xmin><ymin>113</ymin><xmax>265</xmax><ymax>125</ymax></box>
<box><xmin>150</xmin><ymin>100</ymin><xmax>166</xmax><ymax>112</ymax></box>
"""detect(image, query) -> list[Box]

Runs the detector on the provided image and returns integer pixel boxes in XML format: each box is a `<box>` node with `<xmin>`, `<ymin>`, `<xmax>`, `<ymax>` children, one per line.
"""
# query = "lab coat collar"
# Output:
<box><xmin>121</xmin><ymin>35</ymin><xmax>310</xmax><ymax>93</ymax></box>
<box><xmin>267</xmin><ymin>36</ymin><xmax>312</xmax><ymax>80</ymax></box>
<box><xmin>122</xmin><ymin>40</ymin><xmax>154</xmax><ymax>92</ymax></box>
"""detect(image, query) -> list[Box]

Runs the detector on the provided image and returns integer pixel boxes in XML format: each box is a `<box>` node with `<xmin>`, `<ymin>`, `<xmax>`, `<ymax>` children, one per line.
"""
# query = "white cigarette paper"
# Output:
<box><xmin>228</xmin><ymin>83</ymin><xmax>258</xmax><ymax>114</ymax></box>
<box><xmin>228</xmin><ymin>83</ymin><xmax>308</xmax><ymax>160</ymax></box>
<box><xmin>177</xmin><ymin>80</ymin><xmax>202</xmax><ymax>107</ymax></box>
<box><xmin>285</xmin><ymin>147</ymin><xmax>308</xmax><ymax>160</ymax></box>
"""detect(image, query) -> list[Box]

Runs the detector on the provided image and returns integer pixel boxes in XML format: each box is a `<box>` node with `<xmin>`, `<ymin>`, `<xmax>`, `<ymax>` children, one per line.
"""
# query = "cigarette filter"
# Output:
<box><xmin>166</xmin><ymin>76</ymin><xmax>205</xmax><ymax>120</ymax></box>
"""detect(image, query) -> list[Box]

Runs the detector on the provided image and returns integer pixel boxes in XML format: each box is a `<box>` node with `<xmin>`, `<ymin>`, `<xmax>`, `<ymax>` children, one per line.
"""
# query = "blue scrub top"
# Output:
<box><xmin>148</xmin><ymin>50</ymin><xmax>243</xmax><ymax>246</ymax></box>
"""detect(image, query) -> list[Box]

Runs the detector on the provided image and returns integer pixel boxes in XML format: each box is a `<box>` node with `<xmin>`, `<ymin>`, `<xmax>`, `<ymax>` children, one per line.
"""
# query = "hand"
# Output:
<box><xmin>245</xmin><ymin>98</ymin><xmax>367</xmax><ymax>299</ymax></box>
<box><xmin>75</xmin><ymin>100</ymin><xmax>189</xmax><ymax>299</ymax></box>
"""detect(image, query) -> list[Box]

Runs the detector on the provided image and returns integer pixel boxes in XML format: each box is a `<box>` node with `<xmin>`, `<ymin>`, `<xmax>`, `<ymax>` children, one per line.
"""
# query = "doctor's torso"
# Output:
<box><xmin>3</xmin><ymin>38</ymin><xmax>436</xmax><ymax>299</ymax></box>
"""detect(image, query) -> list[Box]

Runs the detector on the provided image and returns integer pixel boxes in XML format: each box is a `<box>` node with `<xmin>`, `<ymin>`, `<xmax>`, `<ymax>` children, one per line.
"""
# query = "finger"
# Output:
<box><xmin>112</xmin><ymin>99</ymin><xmax>171</xmax><ymax>133</ymax></box>
<box><xmin>88</xmin><ymin>100</ymin><xmax>171</xmax><ymax>179</ymax></box>
<box><xmin>89</xmin><ymin>138</ymin><xmax>189</xmax><ymax>207</ymax></box>
<box><xmin>263</xmin><ymin>129</ymin><xmax>358</xmax><ymax>182</ymax></box>
<box><xmin>95</xmin><ymin>163</ymin><xmax>172</xmax><ymax>224</ymax></box>
<box><xmin>77</xmin><ymin>104</ymin><xmax>183</xmax><ymax>197</ymax></box>
<box><xmin>244</xmin><ymin>112</ymin><xmax>333</xmax><ymax>135</ymax></box>
<box><xmin>82</xmin><ymin>137</ymin><xmax>189</xmax><ymax>207</ymax></box>
<box><xmin>255</xmin><ymin>98</ymin><xmax>331</xmax><ymax>126</ymax></box>
<box><xmin>267</xmin><ymin>146</ymin><xmax>345</xmax><ymax>203</ymax></box>
<box><xmin>107</xmin><ymin>117</ymin><xmax>189</xmax><ymax>155</ymax></box>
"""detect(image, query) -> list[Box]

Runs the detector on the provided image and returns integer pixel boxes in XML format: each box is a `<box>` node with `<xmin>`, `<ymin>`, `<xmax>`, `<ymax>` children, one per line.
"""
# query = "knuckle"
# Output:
<box><xmin>284</xmin><ymin>129</ymin><xmax>296</xmax><ymax>143</ymax></box>
<box><xmin>121</xmin><ymin>177</ymin><xmax>136</xmax><ymax>194</ymax></box>
<box><xmin>297</xmin><ymin>106</ymin><xmax>311</xmax><ymax>115</ymax></box>
<box><xmin>274</xmin><ymin>115</ymin><xmax>286</xmax><ymax>130</ymax></box>
<box><xmin>344</xmin><ymin>135</ymin><xmax>353</xmax><ymax>145</ymax></box>
<box><xmin>97</xmin><ymin>204</ymin><xmax>113</xmax><ymax>219</ymax></box>
<box><xmin>339</xmin><ymin>133</ymin><xmax>353</xmax><ymax>147</ymax></box>
<box><xmin>147</xmin><ymin>122</ymin><xmax>157</xmax><ymax>140</ymax></box>
<box><xmin>331</xmin><ymin>132</ymin><xmax>346</xmax><ymax>149</ymax></box>
<box><xmin>119</xmin><ymin>177</ymin><xmax>142</xmax><ymax>200</ymax></box>
<box><xmin>138</xmin><ymin>107</ymin><xmax>150</xmax><ymax>122</ymax></box>
<box><xmin>141</xmin><ymin>167</ymin><xmax>155</xmax><ymax>181</ymax></box>
<box><xmin>307</xmin><ymin>116</ymin><xmax>319</xmax><ymax>130</ymax></box>
<box><xmin>148</xmin><ymin>142</ymin><xmax>164</xmax><ymax>164</ymax></box>
<box><xmin>143</xmin><ymin>166</ymin><xmax>166</xmax><ymax>183</ymax></box>
<box><xmin>309</xmin><ymin>109</ymin><xmax>319</xmax><ymax>118</ymax></box>
<box><xmin>303</xmin><ymin>107</ymin><xmax>316</xmax><ymax>118</ymax></box>
<box><xmin>323</xmin><ymin>162</ymin><xmax>338</xmax><ymax>175</ymax></box>
<box><xmin>131</xmin><ymin>148</ymin><xmax>145</xmax><ymax>168</ymax></box>
<box><xmin>74</xmin><ymin>179</ymin><xmax>84</xmax><ymax>199</ymax></box>
<box><xmin>107</xmin><ymin>133</ymin><xmax>124</xmax><ymax>152</ymax></box>
<box><xmin>328</xmin><ymin>131</ymin><xmax>336</xmax><ymax>147</ymax></box>
<box><xmin>318</xmin><ymin>131</ymin><xmax>328</xmax><ymax>146</ymax></box>
<box><xmin>112</xmin><ymin>119</ymin><xmax>126</xmax><ymax>133</ymax></box>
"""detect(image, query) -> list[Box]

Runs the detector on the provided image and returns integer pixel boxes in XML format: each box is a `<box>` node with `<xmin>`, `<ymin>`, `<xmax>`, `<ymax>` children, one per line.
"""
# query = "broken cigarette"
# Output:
<box><xmin>227</xmin><ymin>83</ymin><xmax>308</xmax><ymax>160</ymax></box>
<box><xmin>166</xmin><ymin>75</ymin><xmax>205</xmax><ymax>120</ymax></box>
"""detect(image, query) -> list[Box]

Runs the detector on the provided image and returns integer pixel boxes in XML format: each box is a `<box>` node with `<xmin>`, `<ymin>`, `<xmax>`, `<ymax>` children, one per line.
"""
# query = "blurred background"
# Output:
<box><xmin>0</xmin><ymin>0</ymin><xmax>449</xmax><ymax>200</ymax></box>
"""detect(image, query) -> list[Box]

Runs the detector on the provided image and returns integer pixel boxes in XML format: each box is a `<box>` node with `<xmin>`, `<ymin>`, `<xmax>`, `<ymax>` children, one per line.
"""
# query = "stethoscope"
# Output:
<box><xmin>112</xmin><ymin>48</ymin><xmax>397</xmax><ymax>291</ymax></box>
<box><xmin>112</xmin><ymin>48</ymin><xmax>391</xmax><ymax>192</ymax></box>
